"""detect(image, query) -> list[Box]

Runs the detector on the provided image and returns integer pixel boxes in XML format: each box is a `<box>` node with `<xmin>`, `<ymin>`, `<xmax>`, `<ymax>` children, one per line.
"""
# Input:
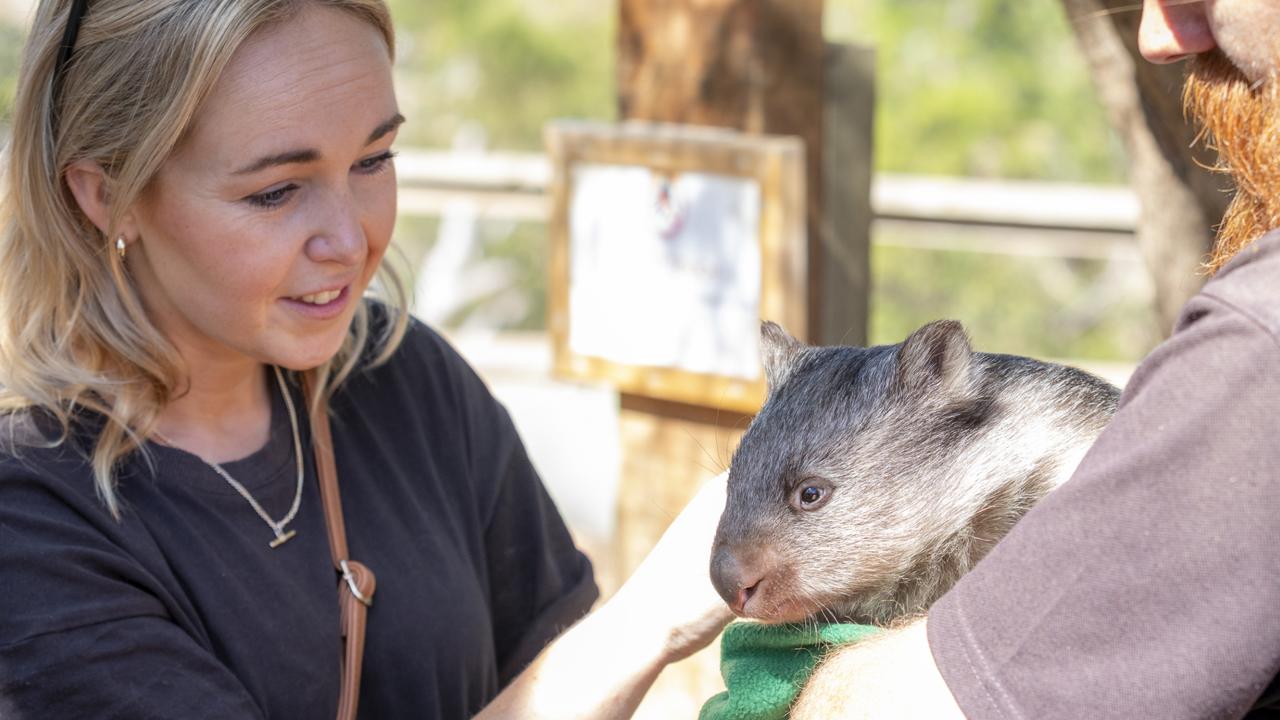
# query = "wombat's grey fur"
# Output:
<box><xmin>710</xmin><ymin>319</ymin><xmax>1119</xmax><ymax>626</ymax></box>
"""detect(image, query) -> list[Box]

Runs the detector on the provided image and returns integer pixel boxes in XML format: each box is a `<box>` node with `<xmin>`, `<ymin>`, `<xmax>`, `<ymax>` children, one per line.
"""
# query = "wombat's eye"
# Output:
<box><xmin>791</xmin><ymin>479</ymin><xmax>833</xmax><ymax>511</ymax></box>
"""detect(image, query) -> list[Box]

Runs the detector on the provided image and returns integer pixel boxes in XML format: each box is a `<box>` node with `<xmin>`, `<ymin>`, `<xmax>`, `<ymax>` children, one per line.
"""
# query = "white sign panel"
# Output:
<box><xmin>567</xmin><ymin>163</ymin><xmax>762</xmax><ymax>380</ymax></box>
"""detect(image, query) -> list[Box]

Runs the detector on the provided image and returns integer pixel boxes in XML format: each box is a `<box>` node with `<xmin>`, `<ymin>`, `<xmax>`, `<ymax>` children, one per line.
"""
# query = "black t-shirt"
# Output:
<box><xmin>929</xmin><ymin>231</ymin><xmax>1280</xmax><ymax>718</ymax></box>
<box><xmin>0</xmin><ymin>314</ymin><xmax>598</xmax><ymax>719</ymax></box>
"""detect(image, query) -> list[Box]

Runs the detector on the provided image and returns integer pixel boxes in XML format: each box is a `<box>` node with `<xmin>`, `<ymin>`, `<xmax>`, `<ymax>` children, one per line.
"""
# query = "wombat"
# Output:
<box><xmin>710</xmin><ymin>319</ymin><xmax>1120</xmax><ymax>626</ymax></box>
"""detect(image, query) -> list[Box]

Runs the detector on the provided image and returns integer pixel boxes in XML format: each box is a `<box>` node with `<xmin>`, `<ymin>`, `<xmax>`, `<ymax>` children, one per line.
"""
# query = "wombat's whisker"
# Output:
<box><xmin>684</xmin><ymin>429</ymin><xmax>728</xmax><ymax>477</ymax></box>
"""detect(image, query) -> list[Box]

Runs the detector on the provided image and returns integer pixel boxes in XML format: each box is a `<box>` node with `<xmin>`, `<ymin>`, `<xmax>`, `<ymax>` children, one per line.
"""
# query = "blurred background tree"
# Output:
<box><xmin>0</xmin><ymin>22</ymin><xmax>23</xmax><ymax>135</ymax></box>
<box><xmin>378</xmin><ymin>0</ymin><xmax>1125</xmax><ymax>182</ymax></box>
<box><xmin>0</xmin><ymin>0</ymin><xmax>1159</xmax><ymax>361</ymax></box>
<box><xmin>386</xmin><ymin>0</ymin><xmax>615</xmax><ymax>150</ymax></box>
<box><xmin>829</xmin><ymin>0</ymin><xmax>1126</xmax><ymax>183</ymax></box>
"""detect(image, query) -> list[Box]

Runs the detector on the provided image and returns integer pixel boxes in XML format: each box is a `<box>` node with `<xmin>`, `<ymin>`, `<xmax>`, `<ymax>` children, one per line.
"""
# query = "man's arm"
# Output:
<box><xmin>791</xmin><ymin>618</ymin><xmax>965</xmax><ymax>720</ymax></box>
<box><xmin>802</xmin><ymin>267</ymin><xmax>1280</xmax><ymax>719</ymax></box>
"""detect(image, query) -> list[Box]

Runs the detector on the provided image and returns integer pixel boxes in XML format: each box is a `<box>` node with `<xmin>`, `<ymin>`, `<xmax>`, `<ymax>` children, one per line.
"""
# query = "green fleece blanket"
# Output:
<box><xmin>699</xmin><ymin>621</ymin><xmax>882</xmax><ymax>720</ymax></box>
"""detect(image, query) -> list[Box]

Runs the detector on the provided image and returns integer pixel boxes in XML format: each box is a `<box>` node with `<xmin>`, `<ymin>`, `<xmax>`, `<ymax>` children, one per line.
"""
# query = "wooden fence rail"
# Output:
<box><xmin>394</xmin><ymin>147</ymin><xmax>1141</xmax><ymax>260</ymax></box>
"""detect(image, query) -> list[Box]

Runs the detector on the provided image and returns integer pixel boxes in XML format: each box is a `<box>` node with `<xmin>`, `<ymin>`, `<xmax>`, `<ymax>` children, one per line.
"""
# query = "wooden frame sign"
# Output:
<box><xmin>546</xmin><ymin>120</ymin><xmax>808</xmax><ymax>413</ymax></box>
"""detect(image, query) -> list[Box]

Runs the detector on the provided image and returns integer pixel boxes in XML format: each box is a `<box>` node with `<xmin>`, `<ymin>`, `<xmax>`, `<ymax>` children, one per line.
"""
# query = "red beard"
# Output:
<box><xmin>1184</xmin><ymin>50</ymin><xmax>1280</xmax><ymax>273</ymax></box>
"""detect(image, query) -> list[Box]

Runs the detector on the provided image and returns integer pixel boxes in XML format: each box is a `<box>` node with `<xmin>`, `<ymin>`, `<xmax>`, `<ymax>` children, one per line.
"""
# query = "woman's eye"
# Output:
<box><xmin>355</xmin><ymin>150</ymin><xmax>397</xmax><ymax>175</ymax></box>
<box><xmin>242</xmin><ymin>151</ymin><xmax>395</xmax><ymax>209</ymax></box>
<box><xmin>245</xmin><ymin>184</ymin><xmax>298</xmax><ymax>209</ymax></box>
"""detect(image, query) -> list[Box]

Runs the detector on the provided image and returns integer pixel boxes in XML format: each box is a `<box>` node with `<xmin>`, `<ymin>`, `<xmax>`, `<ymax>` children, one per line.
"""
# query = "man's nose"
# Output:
<box><xmin>1138</xmin><ymin>0</ymin><xmax>1217</xmax><ymax>64</ymax></box>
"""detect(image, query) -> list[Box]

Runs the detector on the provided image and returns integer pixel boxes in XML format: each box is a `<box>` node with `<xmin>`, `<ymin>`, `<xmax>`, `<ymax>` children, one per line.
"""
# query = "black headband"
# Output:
<box><xmin>50</xmin><ymin>0</ymin><xmax>91</xmax><ymax>131</ymax></box>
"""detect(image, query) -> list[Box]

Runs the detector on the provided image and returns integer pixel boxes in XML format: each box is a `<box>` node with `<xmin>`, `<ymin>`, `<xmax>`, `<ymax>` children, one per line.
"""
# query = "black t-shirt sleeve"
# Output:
<box><xmin>1</xmin><ymin>619</ymin><xmax>264</xmax><ymax>719</ymax></box>
<box><xmin>928</xmin><ymin>289</ymin><xmax>1280</xmax><ymax>718</ymax></box>
<box><xmin>0</xmin><ymin>469</ymin><xmax>263</xmax><ymax>719</ymax></box>
<box><xmin>480</xmin><ymin>422</ymin><xmax>599</xmax><ymax>685</ymax></box>
<box><xmin>415</xmin><ymin>325</ymin><xmax>599</xmax><ymax>686</ymax></box>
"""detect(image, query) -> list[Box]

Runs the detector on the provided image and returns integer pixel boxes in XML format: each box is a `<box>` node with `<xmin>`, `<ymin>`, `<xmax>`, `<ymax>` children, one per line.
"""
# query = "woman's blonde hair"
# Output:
<box><xmin>0</xmin><ymin>0</ymin><xmax>410</xmax><ymax>517</ymax></box>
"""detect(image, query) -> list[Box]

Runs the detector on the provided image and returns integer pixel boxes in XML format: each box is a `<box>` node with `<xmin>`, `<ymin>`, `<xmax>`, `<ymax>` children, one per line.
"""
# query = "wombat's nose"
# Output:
<box><xmin>711</xmin><ymin>546</ymin><xmax>765</xmax><ymax>616</ymax></box>
<box><xmin>733</xmin><ymin>579</ymin><xmax>762</xmax><ymax>615</ymax></box>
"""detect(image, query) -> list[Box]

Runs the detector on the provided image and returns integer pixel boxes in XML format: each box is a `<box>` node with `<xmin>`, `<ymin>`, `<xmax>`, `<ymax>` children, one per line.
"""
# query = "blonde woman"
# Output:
<box><xmin>0</xmin><ymin>1</ymin><xmax>732</xmax><ymax>717</ymax></box>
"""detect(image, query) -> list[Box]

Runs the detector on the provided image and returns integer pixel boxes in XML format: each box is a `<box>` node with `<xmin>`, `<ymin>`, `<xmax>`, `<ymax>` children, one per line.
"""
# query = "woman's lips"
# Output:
<box><xmin>281</xmin><ymin>284</ymin><xmax>351</xmax><ymax>319</ymax></box>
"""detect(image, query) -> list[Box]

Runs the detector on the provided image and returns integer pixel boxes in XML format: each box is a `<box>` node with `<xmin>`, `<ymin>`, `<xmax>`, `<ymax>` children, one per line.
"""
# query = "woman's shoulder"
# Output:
<box><xmin>0</xmin><ymin>409</ymin><xmax>118</xmax><ymax>544</ymax></box>
<box><xmin>0</xmin><ymin>408</ymin><xmax>94</xmax><ymax>481</ymax></box>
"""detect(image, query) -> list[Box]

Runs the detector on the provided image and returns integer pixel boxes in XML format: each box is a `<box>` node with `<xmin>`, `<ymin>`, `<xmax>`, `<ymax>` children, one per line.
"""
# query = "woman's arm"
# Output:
<box><xmin>477</xmin><ymin>474</ymin><xmax>734</xmax><ymax>720</ymax></box>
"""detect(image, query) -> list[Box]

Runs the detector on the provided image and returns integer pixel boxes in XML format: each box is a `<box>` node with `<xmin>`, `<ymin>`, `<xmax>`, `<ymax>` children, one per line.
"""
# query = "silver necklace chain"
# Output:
<box><xmin>154</xmin><ymin>366</ymin><xmax>305</xmax><ymax>549</ymax></box>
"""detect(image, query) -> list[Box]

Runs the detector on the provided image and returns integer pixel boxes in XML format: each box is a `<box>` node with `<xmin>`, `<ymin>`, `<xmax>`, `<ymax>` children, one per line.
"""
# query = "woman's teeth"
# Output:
<box><xmin>296</xmin><ymin>289</ymin><xmax>341</xmax><ymax>305</ymax></box>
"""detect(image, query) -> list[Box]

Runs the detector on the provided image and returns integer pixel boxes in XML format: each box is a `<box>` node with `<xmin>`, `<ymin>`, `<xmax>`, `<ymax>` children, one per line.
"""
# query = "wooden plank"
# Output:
<box><xmin>821</xmin><ymin>42</ymin><xmax>874</xmax><ymax>346</ymax></box>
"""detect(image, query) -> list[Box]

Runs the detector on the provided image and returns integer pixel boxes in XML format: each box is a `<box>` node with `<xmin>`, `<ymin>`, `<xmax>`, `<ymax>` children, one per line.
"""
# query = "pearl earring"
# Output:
<box><xmin>115</xmin><ymin>236</ymin><xmax>126</xmax><ymax>260</ymax></box>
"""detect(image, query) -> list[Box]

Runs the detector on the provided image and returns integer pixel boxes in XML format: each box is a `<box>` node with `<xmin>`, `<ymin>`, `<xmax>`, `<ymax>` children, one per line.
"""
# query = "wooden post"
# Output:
<box><xmin>610</xmin><ymin>0</ymin><xmax>877</xmax><ymax>578</ymax></box>
<box><xmin>608</xmin><ymin>2</ymin><xmax>873</xmax><ymax>717</ymax></box>
<box><xmin>617</xmin><ymin>0</ymin><xmax>832</xmax><ymax>342</ymax></box>
<box><xmin>611</xmin><ymin>0</ymin><xmax>832</xmax><ymax>579</ymax></box>
<box><xmin>822</xmin><ymin>42</ymin><xmax>875</xmax><ymax>348</ymax></box>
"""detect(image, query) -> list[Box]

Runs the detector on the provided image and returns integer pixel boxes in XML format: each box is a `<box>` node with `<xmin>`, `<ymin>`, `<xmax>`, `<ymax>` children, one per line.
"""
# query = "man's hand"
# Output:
<box><xmin>791</xmin><ymin>619</ymin><xmax>966</xmax><ymax>719</ymax></box>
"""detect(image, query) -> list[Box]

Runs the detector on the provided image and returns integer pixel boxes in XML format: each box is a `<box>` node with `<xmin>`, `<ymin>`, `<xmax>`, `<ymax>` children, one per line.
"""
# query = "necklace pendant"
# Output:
<box><xmin>269</xmin><ymin>528</ymin><xmax>297</xmax><ymax>548</ymax></box>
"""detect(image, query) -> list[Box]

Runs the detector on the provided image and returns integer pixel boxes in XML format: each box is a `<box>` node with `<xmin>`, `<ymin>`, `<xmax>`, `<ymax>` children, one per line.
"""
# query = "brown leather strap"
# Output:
<box><xmin>301</xmin><ymin>371</ymin><xmax>376</xmax><ymax>720</ymax></box>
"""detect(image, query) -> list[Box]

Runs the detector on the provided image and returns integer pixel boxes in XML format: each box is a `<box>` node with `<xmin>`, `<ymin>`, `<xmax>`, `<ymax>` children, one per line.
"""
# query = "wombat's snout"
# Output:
<box><xmin>710</xmin><ymin>546</ymin><xmax>766</xmax><ymax>616</ymax></box>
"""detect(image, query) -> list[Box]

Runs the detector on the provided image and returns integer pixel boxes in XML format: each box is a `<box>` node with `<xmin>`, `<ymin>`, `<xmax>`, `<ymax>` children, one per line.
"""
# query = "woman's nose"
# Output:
<box><xmin>1138</xmin><ymin>0</ymin><xmax>1217</xmax><ymax>63</ymax></box>
<box><xmin>306</xmin><ymin>192</ymin><xmax>367</xmax><ymax>266</ymax></box>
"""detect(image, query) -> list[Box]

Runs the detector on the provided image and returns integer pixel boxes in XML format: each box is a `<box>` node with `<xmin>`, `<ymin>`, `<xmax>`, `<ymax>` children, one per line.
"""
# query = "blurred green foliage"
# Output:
<box><xmin>386</xmin><ymin>0</ymin><xmax>614</xmax><ymax>150</ymax></box>
<box><xmin>381</xmin><ymin>0</ymin><xmax>1147</xmax><ymax>358</ymax></box>
<box><xmin>0</xmin><ymin>1</ymin><xmax>1151</xmax><ymax>360</ymax></box>
<box><xmin>869</xmin><ymin>239</ymin><xmax>1157</xmax><ymax>359</ymax></box>
<box><xmin>0</xmin><ymin>25</ymin><xmax>23</xmax><ymax>128</ymax></box>
<box><xmin>383</xmin><ymin>0</ymin><xmax>1126</xmax><ymax>183</ymax></box>
<box><xmin>829</xmin><ymin>0</ymin><xmax>1127</xmax><ymax>182</ymax></box>
<box><xmin>0</xmin><ymin>1</ymin><xmax>1128</xmax><ymax>180</ymax></box>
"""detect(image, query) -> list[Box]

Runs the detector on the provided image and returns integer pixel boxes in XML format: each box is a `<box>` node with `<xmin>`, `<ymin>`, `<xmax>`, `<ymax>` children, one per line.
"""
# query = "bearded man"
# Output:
<box><xmin>786</xmin><ymin>2</ymin><xmax>1280</xmax><ymax>717</ymax></box>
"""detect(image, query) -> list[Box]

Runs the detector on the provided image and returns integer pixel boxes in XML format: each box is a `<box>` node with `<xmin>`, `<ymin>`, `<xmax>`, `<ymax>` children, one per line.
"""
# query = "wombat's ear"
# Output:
<box><xmin>761</xmin><ymin>321</ymin><xmax>804</xmax><ymax>393</ymax></box>
<box><xmin>895</xmin><ymin>320</ymin><xmax>974</xmax><ymax>397</ymax></box>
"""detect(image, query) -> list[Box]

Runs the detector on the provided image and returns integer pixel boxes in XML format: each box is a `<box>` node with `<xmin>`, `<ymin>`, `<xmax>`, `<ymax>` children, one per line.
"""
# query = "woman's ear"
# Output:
<box><xmin>63</xmin><ymin>160</ymin><xmax>139</xmax><ymax>241</ymax></box>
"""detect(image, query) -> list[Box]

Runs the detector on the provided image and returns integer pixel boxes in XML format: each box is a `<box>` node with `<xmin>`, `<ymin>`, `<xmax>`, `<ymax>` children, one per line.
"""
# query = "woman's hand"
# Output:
<box><xmin>609</xmin><ymin>471</ymin><xmax>735</xmax><ymax>663</ymax></box>
<box><xmin>477</xmin><ymin>472</ymin><xmax>733</xmax><ymax>719</ymax></box>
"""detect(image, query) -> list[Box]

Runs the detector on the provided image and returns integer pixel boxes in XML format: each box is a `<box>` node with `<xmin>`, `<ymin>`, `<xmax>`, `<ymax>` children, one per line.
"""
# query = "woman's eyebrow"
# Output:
<box><xmin>234</xmin><ymin>148</ymin><xmax>320</xmax><ymax>176</ymax></box>
<box><xmin>233</xmin><ymin>113</ymin><xmax>406</xmax><ymax>176</ymax></box>
<box><xmin>366</xmin><ymin>112</ymin><xmax>405</xmax><ymax>144</ymax></box>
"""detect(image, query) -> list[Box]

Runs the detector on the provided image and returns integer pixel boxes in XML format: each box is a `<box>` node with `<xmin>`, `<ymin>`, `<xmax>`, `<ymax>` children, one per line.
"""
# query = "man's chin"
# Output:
<box><xmin>1185</xmin><ymin>50</ymin><xmax>1280</xmax><ymax>272</ymax></box>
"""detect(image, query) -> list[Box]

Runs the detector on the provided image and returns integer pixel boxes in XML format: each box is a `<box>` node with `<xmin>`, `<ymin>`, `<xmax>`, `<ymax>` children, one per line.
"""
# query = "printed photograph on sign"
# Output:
<box><xmin>567</xmin><ymin>163</ymin><xmax>763</xmax><ymax>380</ymax></box>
